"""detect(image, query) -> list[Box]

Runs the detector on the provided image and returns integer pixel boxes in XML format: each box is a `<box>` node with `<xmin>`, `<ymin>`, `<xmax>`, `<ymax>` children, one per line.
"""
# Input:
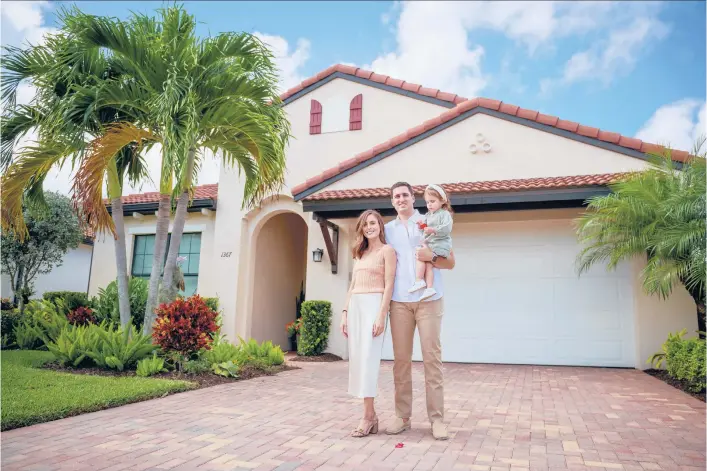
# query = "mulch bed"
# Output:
<box><xmin>288</xmin><ymin>353</ymin><xmax>343</xmax><ymax>363</ymax></box>
<box><xmin>42</xmin><ymin>362</ymin><xmax>298</xmax><ymax>389</ymax></box>
<box><xmin>644</xmin><ymin>369</ymin><xmax>706</xmax><ymax>403</ymax></box>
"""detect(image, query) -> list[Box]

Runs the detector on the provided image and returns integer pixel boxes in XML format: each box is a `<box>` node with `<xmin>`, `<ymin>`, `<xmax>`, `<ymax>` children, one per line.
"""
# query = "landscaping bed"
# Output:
<box><xmin>289</xmin><ymin>353</ymin><xmax>343</xmax><ymax>362</ymax></box>
<box><xmin>644</xmin><ymin>368</ymin><xmax>706</xmax><ymax>403</ymax></box>
<box><xmin>44</xmin><ymin>361</ymin><xmax>298</xmax><ymax>388</ymax></box>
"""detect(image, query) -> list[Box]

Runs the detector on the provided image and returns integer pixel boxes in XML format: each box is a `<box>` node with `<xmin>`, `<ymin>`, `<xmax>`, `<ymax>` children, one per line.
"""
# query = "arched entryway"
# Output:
<box><xmin>250</xmin><ymin>212</ymin><xmax>308</xmax><ymax>350</ymax></box>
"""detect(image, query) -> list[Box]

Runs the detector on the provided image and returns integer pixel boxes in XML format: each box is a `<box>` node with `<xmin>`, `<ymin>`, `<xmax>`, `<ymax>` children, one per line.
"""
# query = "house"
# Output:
<box><xmin>2</xmin><ymin>230</ymin><xmax>95</xmax><ymax>300</ymax></box>
<box><xmin>87</xmin><ymin>64</ymin><xmax>697</xmax><ymax>368</ymax></box>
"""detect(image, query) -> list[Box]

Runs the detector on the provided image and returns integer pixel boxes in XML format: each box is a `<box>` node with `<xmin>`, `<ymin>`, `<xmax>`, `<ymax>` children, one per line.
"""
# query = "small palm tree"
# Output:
<box><xmin>0</xmin><ymin>29</ymin><xmax>152</xmax><ymax>327</ymax></box>
<box><xmin>576</xmin><ymin>138</ymin><xmax>706</xmax><ymax>336</ymax></box>
<box><xmin>62</xmin><ymin>5</ymin><xmax>291</xmax><ymax>334</ymax></box>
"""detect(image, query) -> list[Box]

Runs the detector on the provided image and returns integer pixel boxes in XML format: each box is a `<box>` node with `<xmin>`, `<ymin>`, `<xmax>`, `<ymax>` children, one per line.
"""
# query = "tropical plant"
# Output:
<box><xmin>199</xmin><ymin>334</ymin><xmax>241</xmax><ymax>365</ymax></box>
<box><xmin>93</xmin><ymin>277</ymin><xmax>148</xmax><ymax>329</ymax></box>
<box><xmin>1</xmin><ymin>19</ymin><xmax>151</xmax><ymax>327</ymax></box>
<box><xmin>576</xmin><ymin>141</ymin><xmax>706</xmax><ymax>336</ymax></box>
<box><xmin>46</xmin><ymin>324</ymin><xmax>99</xmax><ymax>367</ymax></box>
<box><xmin>0</xmin><ymin>192</ymin><xmax>83</xmax><ymax>314</ymax></box>
<box><xmin>648</xmin><ymin>329</ymin><xmax>687</xmax><ymax>368</ymax></box>
<box><xmin>212</xmin><ymin>360</ymin><xmax>239</xmax><ymax>378</ymax></box>
<box><xmin>136</xmin><ymin>353</ymin><xmax>168</xmax><ymax>377</ymax></box>
<box><xmin>67</xmin><ymin>306</ymin><xmax>96</xmax><ymax>326</ymax></box>
<box><xmin>152</xmin><ymin>295</ymin><xmax>219</xmax><ymax>360</ymax></box>
<box><xmin>86</xmin><ymin>323</ymin><xmax>155</xmax><ymax>371</ymax></box>
<box><xmin>59</xmin><ymin>6</ymin><xmax>291</xmax><ymax>333</ymax></box>
<box><xmin>43</xmin><ymin>291</ymin><xmax>92</xmax><ymax>311</ymax></box>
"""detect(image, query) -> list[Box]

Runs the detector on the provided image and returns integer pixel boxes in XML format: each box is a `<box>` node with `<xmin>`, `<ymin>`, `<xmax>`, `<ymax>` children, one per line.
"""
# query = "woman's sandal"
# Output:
<box><xmin>351</xmin><ymin>416</ymin><xmax>379</xmax><ymax>437</ymax></box>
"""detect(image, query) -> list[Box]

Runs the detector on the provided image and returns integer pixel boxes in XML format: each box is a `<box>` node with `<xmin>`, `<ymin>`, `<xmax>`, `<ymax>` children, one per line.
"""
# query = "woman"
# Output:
<box><xmin>340</xmin><ymin>209</ymin><xmax>396</xmax><ymax>437</ymax></box>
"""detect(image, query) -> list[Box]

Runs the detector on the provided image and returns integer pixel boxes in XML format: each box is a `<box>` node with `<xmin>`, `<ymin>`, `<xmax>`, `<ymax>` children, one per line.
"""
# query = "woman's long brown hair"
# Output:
<box><xmin>352</xmin><ymin>209</ymin><xmax>387</xmax><ymax>259</ymax></box>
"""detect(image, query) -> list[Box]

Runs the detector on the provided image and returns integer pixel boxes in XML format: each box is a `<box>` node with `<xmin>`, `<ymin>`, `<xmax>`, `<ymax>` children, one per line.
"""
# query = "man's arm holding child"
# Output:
<box><xmin>415</xmin><ymin>246</ymin><xmax>455</xmax><ymax>270</ymax></box>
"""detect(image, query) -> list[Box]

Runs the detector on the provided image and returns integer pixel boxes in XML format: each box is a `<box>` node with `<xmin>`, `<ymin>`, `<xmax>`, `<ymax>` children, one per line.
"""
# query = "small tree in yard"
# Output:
<box><xmin>1</xmin><ymin>192</ymin><xmax>82</xmax><ymax>314</ymax></box>
<box><xmin>576</xmin><ymin>139</ymin><xmax>706</xmax><ymax>337</ymax></box>
<box><xmin>298</xmin><ymin>301</ymin><xmax>332</xmax><ymax>356</ymax></box>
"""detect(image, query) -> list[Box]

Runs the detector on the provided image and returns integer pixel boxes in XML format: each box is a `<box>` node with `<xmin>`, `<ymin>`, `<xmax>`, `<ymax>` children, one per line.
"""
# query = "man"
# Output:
<box><xmin>383</xmin><ymin>181</ymin><xmax>455</xmax><ymax>440</ymax></box>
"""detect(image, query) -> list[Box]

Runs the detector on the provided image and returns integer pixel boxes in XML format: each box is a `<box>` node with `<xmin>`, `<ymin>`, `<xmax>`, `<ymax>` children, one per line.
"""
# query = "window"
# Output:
<box><xmin>131</xmin><ymin>233</ymin><xmax>202</xmax><ymax>296</ymax></box>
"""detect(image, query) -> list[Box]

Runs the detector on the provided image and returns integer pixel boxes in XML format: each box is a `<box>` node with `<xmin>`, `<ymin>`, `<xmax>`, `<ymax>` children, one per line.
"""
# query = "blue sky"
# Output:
<box><xmin>1</xmin><ymin>1</ymin><xmax>705</xmax><ymax>193</ymax></box>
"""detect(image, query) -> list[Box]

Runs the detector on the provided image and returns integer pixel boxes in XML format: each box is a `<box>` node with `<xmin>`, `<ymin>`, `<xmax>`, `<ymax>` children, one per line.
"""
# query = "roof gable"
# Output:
<box><xmin>280</xmin><ymin>64</ymin><xmax>465</xmax><ymax>108</ymax></box>
<box><xmin>291</xmin><ymin>97</ymin><xmax>690</xmax><ymax>200</ymax></box>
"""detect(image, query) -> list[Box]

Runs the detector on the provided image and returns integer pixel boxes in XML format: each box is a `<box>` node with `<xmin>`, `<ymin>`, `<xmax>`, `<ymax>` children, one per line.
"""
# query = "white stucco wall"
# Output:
<box><xmin>282</xmin><ymin>78</ymin><xmax>447</xmax><ymax>190</ymax></box>
<box><xmin>323</xmin><ymin>113</ymin><xmax>652</xmax><ymax>192</ymax></box>
<box><xmin>88</xmin><ymin>212</ymin><xmax>217</xmax><ymax>297</ymax></box>
<box><xmin>1</xmin><ymin>243</ymin><xmax>94</xmax><ymax>299</ymax></box>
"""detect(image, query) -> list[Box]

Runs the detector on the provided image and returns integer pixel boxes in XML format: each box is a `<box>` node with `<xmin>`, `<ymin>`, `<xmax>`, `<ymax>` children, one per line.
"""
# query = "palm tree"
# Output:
<box><xmin>0</xmin><ymin>29</ymin><xmax>151</xmax><ymax>327</ymax></box>
<box><xmin>576</xmin><ymin>139</ymin><xmax>706</xmax><ymax>337</ymax></box>
<box><xmin>62</xmin><ymin>6</ymin><xmax>291</xmax><ymax>334</ymax></box>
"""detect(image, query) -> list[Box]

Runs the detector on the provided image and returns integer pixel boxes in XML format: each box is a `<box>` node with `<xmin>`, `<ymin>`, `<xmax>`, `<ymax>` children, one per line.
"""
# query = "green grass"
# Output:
<box><xmin>1</xmin><ymin>350</ymin><xmax>196</xmax><ymax>431</ymax></box>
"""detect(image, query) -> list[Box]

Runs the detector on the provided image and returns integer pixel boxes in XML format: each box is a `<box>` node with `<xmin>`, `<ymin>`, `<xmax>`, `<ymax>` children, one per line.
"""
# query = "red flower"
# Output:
<box><xmin>395</xmin><ymin>443</ymin><xmax>404</xmax><ymax>448</ymax></box>
<box><xmin>416</xmin><ymin>220</ymin><xmax>427</xmax><ymax>230</ymax></box>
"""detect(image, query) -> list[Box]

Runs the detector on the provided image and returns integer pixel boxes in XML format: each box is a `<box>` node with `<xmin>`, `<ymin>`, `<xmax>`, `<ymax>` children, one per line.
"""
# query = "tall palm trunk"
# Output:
<box><xmin>106</xmin><ymin>162</ymin><xmax>131</xmax><ymax>327</ymax></box>
<box><xmin>143</xmin><ymin>194</ymin><xmax>171</xmax><ymax>335</ymax></box>
<box><xmin>160</xmin><ymin>148</ymin><xmax>195</xmax><ymax>304</ymax></box>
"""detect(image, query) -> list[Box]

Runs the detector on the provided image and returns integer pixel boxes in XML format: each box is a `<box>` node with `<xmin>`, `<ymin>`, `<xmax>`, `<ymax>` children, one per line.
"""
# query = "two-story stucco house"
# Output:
<box><xmin>87</xmin><ymin>64</ymin><xmax>697</xmax><ymax>369</ymax></box>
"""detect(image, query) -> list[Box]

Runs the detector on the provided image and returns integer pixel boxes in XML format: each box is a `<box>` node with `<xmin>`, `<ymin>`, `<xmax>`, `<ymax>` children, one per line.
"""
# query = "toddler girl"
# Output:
<box><xmin>409</xmin><ymin>184</ymin><xmax>453</xmax><ymax>301</ymax></box>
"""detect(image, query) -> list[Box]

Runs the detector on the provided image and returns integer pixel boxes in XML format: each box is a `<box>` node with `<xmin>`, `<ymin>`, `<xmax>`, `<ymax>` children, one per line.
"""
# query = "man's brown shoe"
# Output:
<box><xmin>385</xmin><ymin>417</ymin><xmax>411</xmax><ymax>435</ymax></box>
<box><xmin>431</xmin><ymin>421</ymin><xmax>448</xmax><ymax>440</ymax></box>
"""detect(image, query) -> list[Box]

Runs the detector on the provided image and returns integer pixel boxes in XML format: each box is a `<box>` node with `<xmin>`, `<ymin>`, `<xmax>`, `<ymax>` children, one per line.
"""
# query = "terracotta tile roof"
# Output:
<box><xmin>280</xmin><ymin>64</ymin><xmax>467</xmax><ymax>105</ymax></box>
<box><xmin>285</xmin><ymin>64</ymin><xmax>690</xmax><ymax>197</ymax></box>
<box><xmin>303</xmin><ymin>173</ymin><xmax>629</xmax><ymax>202</ymax></box>
<box><xmin>104</xmin><ymin>184</ymin><xmax>219</xmax><ymax>206</ymax></box>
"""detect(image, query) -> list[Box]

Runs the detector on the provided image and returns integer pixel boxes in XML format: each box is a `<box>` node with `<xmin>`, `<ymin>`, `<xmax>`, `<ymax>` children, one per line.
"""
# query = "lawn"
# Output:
<box><xmin>1</xmin><ymin>350</ymin><xmax>195</xmax><ymax>431</ymax></box>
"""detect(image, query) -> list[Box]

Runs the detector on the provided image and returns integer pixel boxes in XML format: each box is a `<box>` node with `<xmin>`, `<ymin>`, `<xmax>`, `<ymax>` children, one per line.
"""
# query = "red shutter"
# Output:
<box><xmin>310</xmin><ymin>100</ymin><xmax>322</xmax><ymax>134</ymax></box>
<box><xmin>349</xmin><ymin>94</ymin><xmax>362</xmax><ymax>131</ymax></box>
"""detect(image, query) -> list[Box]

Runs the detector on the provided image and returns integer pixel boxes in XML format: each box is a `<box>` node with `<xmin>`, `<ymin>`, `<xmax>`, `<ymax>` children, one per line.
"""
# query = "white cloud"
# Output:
<box><xmin>363</xmin><ymin>1</ymin><xmax>665</xmax><ymax>100</ymax></box>
<box><xmin>541</xmin><ymin>9</ymin><xmax>669</xmax><ymax>94</ymax></box>
<box><xmin>254</xmin><ymin>32</ymin><xmax>311</xmax><ymax>93</ymax></box>
<box><xmin>0</xmin><ymin>1</ymin><xmax>57</xmax><ymax>47</ymax></box>
<box><xmin>635</xmin><ymin>99</ymin><xmax>706</xmax><ymax>152</ymax></box>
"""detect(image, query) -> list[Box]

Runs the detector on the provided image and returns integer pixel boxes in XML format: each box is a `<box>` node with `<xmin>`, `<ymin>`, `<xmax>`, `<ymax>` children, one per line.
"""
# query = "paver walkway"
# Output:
<box><xmin>2</xmin><ymin>360</ymin><xmax>705</xmax><ymax>471</ymax></box>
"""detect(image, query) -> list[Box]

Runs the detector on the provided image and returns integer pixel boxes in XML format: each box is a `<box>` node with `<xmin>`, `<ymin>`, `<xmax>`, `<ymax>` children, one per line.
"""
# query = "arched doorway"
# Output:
<box><xmin>250</xmin><ymin>212</ymin><xmax>308</xmax><ymax>350</ymax></box>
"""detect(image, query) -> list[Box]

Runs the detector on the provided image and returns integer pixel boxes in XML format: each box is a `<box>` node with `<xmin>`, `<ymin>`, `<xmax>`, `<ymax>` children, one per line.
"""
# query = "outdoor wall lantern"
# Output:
<box><xmin>312</xmin><ymin>248</ymin><xmax>324</xmax><ymax>263</ymax></box>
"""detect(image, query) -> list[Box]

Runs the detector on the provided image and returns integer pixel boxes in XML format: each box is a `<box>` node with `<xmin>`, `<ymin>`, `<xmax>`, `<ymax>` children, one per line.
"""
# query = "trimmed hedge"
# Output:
<box><xmin>666</xmin><ymin>333</ymin><xmax>706</xmax><ymax>393</ymax></box>
<box><xmin>297</xmin><ymin>300</ymin><xmax>332</xmax><ymax>356</ymax></box>
<box><xmin>43</xmin><ymin>291</ymin><xmax>91</xmax><ymax>311</ymax></box>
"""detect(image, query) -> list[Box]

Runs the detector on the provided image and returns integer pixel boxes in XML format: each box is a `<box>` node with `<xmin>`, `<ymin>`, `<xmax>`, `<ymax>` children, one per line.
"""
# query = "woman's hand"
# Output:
<box><xmin>340</xmin><ymin>312</ymin><xmax>348</xmax><ymax>337</ymax></box>
<box><xmin>372</xmin><ymin>314</ymin><xmax>386</xmax><ymax>337</ymax></box>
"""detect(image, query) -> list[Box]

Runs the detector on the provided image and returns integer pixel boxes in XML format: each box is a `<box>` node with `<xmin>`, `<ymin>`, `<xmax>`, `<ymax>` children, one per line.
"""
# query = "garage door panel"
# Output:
<box><xmin>551</xmin><ymin>339</ymin><xmax>625</xmax><ymax>365</ymax></box>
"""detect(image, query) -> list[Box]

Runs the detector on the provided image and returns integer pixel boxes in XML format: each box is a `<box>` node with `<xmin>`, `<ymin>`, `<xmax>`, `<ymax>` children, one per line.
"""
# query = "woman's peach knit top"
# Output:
<box><xmin>351</xmin><ymin>246</ymin><xmax>386</xmax><ymax>294</ymax></box>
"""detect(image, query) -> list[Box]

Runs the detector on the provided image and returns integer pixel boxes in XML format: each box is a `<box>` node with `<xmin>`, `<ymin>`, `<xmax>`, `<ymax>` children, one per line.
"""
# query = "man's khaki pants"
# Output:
<box><xmin>389</xmin><ymin>298</ymin><xmax>444</xmax><ymax>423</ymax></box>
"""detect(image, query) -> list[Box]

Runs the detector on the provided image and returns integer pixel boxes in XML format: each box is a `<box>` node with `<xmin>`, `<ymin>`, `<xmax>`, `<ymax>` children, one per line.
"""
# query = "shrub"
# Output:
<box><xmin>238</xmin><ymin>337</ymin><xmax>285</xmax><ymax>367</ymax></box>
<box><xmin>67</xmin><ymin>307</ymin><xmax>96</xmax><ymax>326</ymax></box>
<box><xmin>43</xmin><ymin>291</ymin><xmax>91</xmax><ymax>311</ymax></box>
<box><xmin>297</xmin><ymin>300</ymin><xmax>332</xmax><ymax>356</ymax></box>
<box><xmin>13</xmin><ymin>322</ymin><xmax>43</xmax><ymax>350</ymax></box>
<box><xmin>204</xmin><ymin>297</ymin><xmax>219</xmax><ymax>313</ymax></box>
<box><xmin>46</xmin><ymin>324</ymin><xmax>99</xmax><ymax>367</ymax></box>
<box><xmin>152</xmin><ymin>295</ymin><xmax>219</xmax><ymax>359</ymax></box>
<box><xmin>181</xmin><ymin>358</ymin><xmax>211</xmax><ymax>374</ymax></box>
<box><xmin>23</xmin><ymin>300</ymin><xmax>70</xmax><ymax>347</ymax></box>
<box><xmin>664</xmin><ymin>331</ymin><xmax>706</xmax><ymax>392</ymax></box>
<box><xmin>212</xmin><ymin>361</ymin><xmax>239</xmax><ymax>377</ymax></box>
<box><xmin>1</xmin><ymin>309</ymin><xmax>22</xmax><ymax>348</ymax></box>
<box><xmin>1</xmin><ymin>297</ymin><xmax>16</xmax><ymax>311</ymax></box>
<box><xmin>199</xmin><ymin>334</ymin><xmax>241</xmax><ymax>365</ymax></box>
<box><xmin>136</xmin><ymin>353</ymin><xmax>167</xmax><ymax>377</ymax></box>
<box><xmin>87</xmin><ymin>324</ymin><xmax>156</xmax><ymax>371</ymax></box>
<box><xmin>93</xmin><ymin>277</ymin><xmax>148</xmax><ymax>329</ymax></box>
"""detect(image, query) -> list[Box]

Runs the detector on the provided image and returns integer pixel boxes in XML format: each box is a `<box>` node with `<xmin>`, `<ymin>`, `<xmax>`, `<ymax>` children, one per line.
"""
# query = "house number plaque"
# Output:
<box><xmin>220</xmin><ymin>252</ymin><xmax>232</xmax><ymax>258</ymax></box>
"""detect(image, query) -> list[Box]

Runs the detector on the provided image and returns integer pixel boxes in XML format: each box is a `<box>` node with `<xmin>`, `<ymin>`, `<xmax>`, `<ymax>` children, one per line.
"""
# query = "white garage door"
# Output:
<box><xmin>381</xmin><ymin>218</ymin><xmax>636</xmax><ymax>367</ymax></box>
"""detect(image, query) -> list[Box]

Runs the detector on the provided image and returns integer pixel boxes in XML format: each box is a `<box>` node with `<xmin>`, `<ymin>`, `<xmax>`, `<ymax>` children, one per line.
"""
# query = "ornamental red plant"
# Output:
<box><xmin>67</xmin><ymin>306</ymin><xmax>96</xmax><ymax>326</ymax></box>
<box><xmin>152</xmin><ymin>295</ymin><xmax>219</xmax><ymax>356</ymax></box>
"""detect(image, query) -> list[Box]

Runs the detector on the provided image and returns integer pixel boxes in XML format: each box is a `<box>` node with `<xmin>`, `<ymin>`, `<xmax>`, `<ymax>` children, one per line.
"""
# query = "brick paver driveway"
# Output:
<box><xmin>2</xmin><ymin>360</ymin><xmax>705</xmax><ymax>471</ymax></box>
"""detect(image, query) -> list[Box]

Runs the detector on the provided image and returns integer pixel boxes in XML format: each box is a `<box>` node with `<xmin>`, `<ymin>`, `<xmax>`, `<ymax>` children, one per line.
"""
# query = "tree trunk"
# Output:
<box><xmin>15</xmin><ymin>264</ymin><xmax>25</xmax><ymax>315</ymax></box>
<box><xmin>684</xmin><ymin>283</ymin><xmax>706</xmax><ymax>339</ymax></box>
<box><xmin>160</xmin><ymin>190</ymin><xmax>189</xmax><ymax>304</ymax></box>
<box><xmin>143</xmin><ymin>194</ymin><xmax>171</xmax><ymax>336</ymax></box>
<box><xmin>160</xmin><ymin>148</ymin><xmax>196</xmax><ymax>305</ymax></box>
<box><xmin>111</xmin><ymin>197</ymin><xmax>132</xmax><ymax>327</ymax></box>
